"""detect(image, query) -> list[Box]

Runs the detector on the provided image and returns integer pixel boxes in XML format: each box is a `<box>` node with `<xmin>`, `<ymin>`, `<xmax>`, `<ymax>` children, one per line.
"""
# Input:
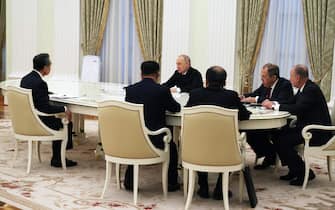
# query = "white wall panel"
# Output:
<box><xmin>6</xmin><ymin>0</ymin><xmax>38</xmax><ymax>78</ymax></box>
<box><xmin>52</xmin><ymin>0</ymin><xmax>80</xmax><ymax>81</ymax></box>
<box><xmin>161</xmin><ymin>0</ymin><xmax>237</xmax><ymax>89</ymax></box>
<box><xmin>6</xmin><ymin>0</ymin><xmax>80</xmax><ymax>81</ymax></box>
<box><xmin>161</xmin><ymin>0</ymin><xmax>190</xmax><ymax>82</ymax></box>
<box><xmin>207</xmin><ymin>0</ymin><xmax>237</xmax><ymax>89</ymax></box>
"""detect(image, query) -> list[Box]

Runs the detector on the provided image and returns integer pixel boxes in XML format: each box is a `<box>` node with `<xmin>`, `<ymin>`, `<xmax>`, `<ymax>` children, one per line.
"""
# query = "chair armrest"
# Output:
<box><xmin>302</xmin><ymin>125</ymin><xmax>335</xmax><ymax>146</ymax></box>
<box><xmin>35</xmin><ymin>110</ymin><xmax>69</xmax><ymax>125</ymax></box>
<box><xmin>239</xmin><ymin>132</ymin><xmax>246</xmax><ymax>143</ymax></box>
<box><xmin>289</xmin><ymin>115</ymin><xmax>297</xmax><ymax>128</ymax></box>
<box><xmin>146</xmin><ymin>127</ymin><xmax>172</xmax><ymax>152</ymax></box>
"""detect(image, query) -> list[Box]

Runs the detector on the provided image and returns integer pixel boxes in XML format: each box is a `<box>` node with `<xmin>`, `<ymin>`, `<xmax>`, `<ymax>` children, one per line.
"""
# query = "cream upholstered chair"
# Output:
<box><xmin>98</xmin><ymin>100</ymin><xmax>172</xmax><ymax>205</ymax></box>
<box><xmin>181</xmin><ymin>105</ymin><xmax>246</xmax><ymax>210</ymax></box>
<box><xmin>301</xmin><ymin>99</ymin><xmax>335</xmax><ymax>190</ymax></box>
<box><xmin>6</xmin><ymin>86</ymin><xmax>69</xmax><ymax>174</ymax></box>
<box><xmin>301</xmin><ymin>125</ymin><xmax>335</xmax><ymax>189</ymax></box>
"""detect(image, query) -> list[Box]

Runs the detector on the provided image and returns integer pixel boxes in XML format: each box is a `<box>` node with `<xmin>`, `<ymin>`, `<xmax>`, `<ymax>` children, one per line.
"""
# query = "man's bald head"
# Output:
<box><xmin>290</xmin><ymin>64</ymin><xmax>309</xmax><ymax>88</ymax></box>
<box><xmin>206</xmin><ymin>66</ymin><xmax>227</xmax><ymax>88</ymax></box>
<box><xmin>293</xmin><ymin>64</ymin><xmax>309</xmax><ymax>79</ymax></box>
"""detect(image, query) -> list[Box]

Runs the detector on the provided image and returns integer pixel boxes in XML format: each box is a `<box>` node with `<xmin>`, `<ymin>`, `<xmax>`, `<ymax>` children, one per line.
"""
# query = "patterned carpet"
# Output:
<box><xmin>0</xmin><ymin>119</ymin><xmax>335</xmax><ymax>210</ymax></box>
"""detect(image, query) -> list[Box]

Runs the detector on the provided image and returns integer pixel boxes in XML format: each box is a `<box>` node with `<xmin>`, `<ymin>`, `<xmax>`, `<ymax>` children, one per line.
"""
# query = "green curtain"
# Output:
<box><xmin>238</xmin><ymin>0</ymin><xmax>269</xmax><ymax>93</ymax></box>
<box><xmin>302</xmin><ymin>0</ymin><xmax>335</xmax><ymax>101</ymax></box>
<box><xmin>133</xmin><ymin>0</ymin><xmax>163</xmax><ymax>63</ymax></box>
<box><xmin>0</xmin><ymin>0</ymin><xmax>5</xmax><ymax>81</ymax></box>
<box><xmin>81</xmin><ymin>0</ymin><xmax>110</xmax><ymax>55</ymax></box>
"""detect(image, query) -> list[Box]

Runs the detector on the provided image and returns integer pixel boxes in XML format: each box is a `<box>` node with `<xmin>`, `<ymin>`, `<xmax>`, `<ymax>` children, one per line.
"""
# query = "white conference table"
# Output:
<box><xmin>0</xmin><ymin>80</ymin><xmax>291</xmax><ymax>130</ymax></box>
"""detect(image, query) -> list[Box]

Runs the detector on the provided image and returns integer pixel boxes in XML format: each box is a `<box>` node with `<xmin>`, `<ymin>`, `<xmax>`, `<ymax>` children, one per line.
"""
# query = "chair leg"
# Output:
<box><xmin>162</xmin><ymin>161</ymin><xmax>169</xmax><ymax>199</ymax></box>
<box><xmin>116</xmin><ymin>163</ymin><xmax>121</xmax><ymax>190</ymax></box>
<box><xmin>133</xmin><ymin>165</ymin><xmax>139</xmax><ymax>205</ymax></box>
<box><xmin>101</xmin><ymin>161</ymin><xmax>112</xmax><ymax>199</ymax></box>
<box><xmin>72</xmin><ymin>113</ymin><xmax>80</xmax><ymax>135</ymax></box>
<box><xmin>60</xmin><ymin>140</ymin><xmax>67</xmax><ymax>170</ymax></box>
<box><xmin>327</xmin><ymin>156</ymin><xmax>333</xmax><ymax>181</ymax></box>
<box><xmin>183</xmin><ymin>168</ymin><xmax>189</xmax><ymax>199</ymax></box>
<box><xmin>302</xmin><ymin>157</ymin><xmax>310</xmax><ymax>190</ymax></box>
<box><xmin>12</xmin><ymin>140</ymin><xmax>18</xmax><ymax>168</ymax></box>
<box><xmin>27</xmin><ymin>141</ymin><xmax>33</xmax><ymax>174</ymax></box>
<box><xmin>185</xmin><ymin>170</ymin><xmax>195</xmax><ymax>210</ymax></box>
<box><xmin>239</xmin><ymin>170</ymin><xmax>244</xmax><ymax>203</ymax></box>
<box><xmin>36</xmin><ymin>142</ymin><xmax>41</xmax><ymax>163</ymax></box>
<box><xmin>79</xmin><ymin>115</ymin><xmax>85</xmax><ymax>134</ymax></box>
<box><xmin>254</xmin><ymin>157</ymin><xmax>258</xmax><ymax>165</ymax></box>
<box><xmin>274</xmin><ymin>154</ymin><xmax>281</xmax><ymax>173</ymax></box>
<box><xmin>222</xmin><ymin>172</ymin><xmax>230</xmax><ymax>210</ymax></box>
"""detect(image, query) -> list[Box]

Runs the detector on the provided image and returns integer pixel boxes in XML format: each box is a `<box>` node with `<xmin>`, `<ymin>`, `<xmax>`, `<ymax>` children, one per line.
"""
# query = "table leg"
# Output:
<box><xmin>72</xmin><ymin>113</ymin><xmax>87</xmax><ymax>145</ymax></box>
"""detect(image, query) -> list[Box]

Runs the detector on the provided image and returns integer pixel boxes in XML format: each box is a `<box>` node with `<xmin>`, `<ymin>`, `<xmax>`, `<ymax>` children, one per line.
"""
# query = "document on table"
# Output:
<box><xmin>50</xmin><ymin>94</ymin><xmax>79</xmax><ymax>99</ymax></box>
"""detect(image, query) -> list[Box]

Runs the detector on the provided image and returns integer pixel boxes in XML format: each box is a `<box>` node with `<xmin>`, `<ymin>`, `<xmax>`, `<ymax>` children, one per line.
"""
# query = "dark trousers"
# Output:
<box><xmin>275</xmin><ymin>127</ymin><xmax>330</xmax><ymax>177</ymax></box>
<box><xmin>125</xmin><ymin>132</ymin><xmax>179</xmax><ymax>186</ymax></box>
<box><xmin>246</xmin><ymin>130</ymin><xmax>278</xmax><ymax>159</ymax></box>
<box><xmin>41</xmin><ymin>116</ymin><xmax>73</xmax><ymax>160</ymax></box>
<box><xmin>198</xmin><ymin>172</ymin><xmax>222</xmax><ymax>190</ymax></box>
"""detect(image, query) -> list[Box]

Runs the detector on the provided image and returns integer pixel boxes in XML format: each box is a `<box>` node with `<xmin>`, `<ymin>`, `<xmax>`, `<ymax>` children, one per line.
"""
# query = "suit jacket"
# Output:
<box><xmin>125</xmin><ymin>78</ymin><xmax>181</xmax><ymax>133</ymax></box>
<box><xmin>20</xmin><ymin>71</ymin><xmax>65</xmax><ymax>130</ymax></box>
<box><xmin>186</xmin><ymin>87</ymin><xmax>251</xmax><ymax>121</ymax></box>
<box><xmin>245</xmin><ymin>77</ymin><xmax>293</xmax><ymax>103</ymax></box>
<box><xmin>162</xmin><ymin>67</ymin><xmax>203</xmax><ymax>93</ymax></box>
<box><xmin>280</xmin><ymin>80</ymin><xmax>331</xmax><ymax>145</ymax></box>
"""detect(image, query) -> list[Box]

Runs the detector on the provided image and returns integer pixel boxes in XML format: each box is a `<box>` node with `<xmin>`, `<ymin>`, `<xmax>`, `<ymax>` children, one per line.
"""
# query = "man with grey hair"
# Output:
<box><xmin>162</xmin><ymin>54</ymin><xmax>203</xmax><ymax>93</ymax></box>
<box><xmin>242</xmin><ymin>63</ymin><xmax>293</xmax><ymax>170</ymax></box>
<box><xmin>263</xmin><ymin>64</ymin><xmax>332</xmax><ymax>186</ymax></box>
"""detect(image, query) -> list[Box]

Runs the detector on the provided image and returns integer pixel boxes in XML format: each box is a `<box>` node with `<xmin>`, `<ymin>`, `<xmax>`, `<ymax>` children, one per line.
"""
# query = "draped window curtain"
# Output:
<box><xmin>100</xmin><ymin>0</ymin><xmax>143</xmax><ymax>84</ymax></box>
<box><xmin>302</xmin><ymin>0</ymin><xmax>335</xmax><ymax>101</ymax></box>
<box><xmin>0</xmin><ymin>0</ymin><xmax>5</xmax><ymax>81</ymax></box>
<box><xmin>81</xmin><ymin>0</ymin><xmax>110</xmax><ymax>55</ymax></box>
<box><xmin>253</xmin><ymin>0</ymin><xmax>310</xmax><ymax>89</ymax></box>
<box><xmin>133</xmin><ymin>0</ymin><xmax>163</xmax><ymax>63</ymax></box>
<box><xmin>238</xmin><ymin>0</ymin><xmax>269</xmax><ymax>94</ymax></box>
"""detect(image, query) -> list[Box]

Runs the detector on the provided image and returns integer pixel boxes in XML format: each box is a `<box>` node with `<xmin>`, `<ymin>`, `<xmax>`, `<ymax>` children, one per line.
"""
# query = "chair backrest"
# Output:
<box><xmin>6</xmin><ymin>86</ymin><xmax>52</xmax><ymax>136</ymax></box>
<box><xmin>98</xmin><ymin>100</ymin><xmax>159</xmax><ymax>159</ymax></box>
<box><xmin>329</xmin><ymin>99</ymin><xmax>335</xmax><ymax>126</ymax></box>
<box><xmin>181</xmin><ymin>105</ymin><xmax>242</xmax><ymax>166</ymax></box>
<box><xmin>81</xmin><ymin>55</ymin><xmax>101</xmax><ymax>82</ymax></box>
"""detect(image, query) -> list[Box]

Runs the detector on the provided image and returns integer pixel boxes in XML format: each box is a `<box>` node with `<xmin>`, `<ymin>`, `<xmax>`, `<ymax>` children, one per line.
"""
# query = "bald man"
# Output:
<box><xmin>263</xmin><ymin>64</ymin><xmax>332</xmax><ymax>186</ymax></box>
<box><xmin>186</xmin><ymin>66</ymin><xmax>250</xmax><ymax>199</ymax></box>
<box><xmin>162</xmin><ymin>55</ymin><xmax>203</xmax><ymax>93</ymax></box>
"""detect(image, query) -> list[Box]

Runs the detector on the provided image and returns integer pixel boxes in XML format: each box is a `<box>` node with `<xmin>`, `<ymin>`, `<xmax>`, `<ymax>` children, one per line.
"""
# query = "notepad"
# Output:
<box><xmin>50</xmin><ymin>94</ymin><xmax>78</xmax><ymax>99</ymax></box>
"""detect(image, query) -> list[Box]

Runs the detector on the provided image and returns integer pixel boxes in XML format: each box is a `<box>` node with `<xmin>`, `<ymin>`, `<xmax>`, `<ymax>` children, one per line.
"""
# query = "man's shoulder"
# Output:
<box><xmin>278</xmin><ymin>77</ymin><xmax>291</xmax><ymax>87</ymax></box>
<box><xmin>21</xmin><ymin>71</ymin><xmax>43</xmax><ymax>87</ymax></box>
<box><xmin>126</xmin><ymin>80</ymin><xmax>169</xmax><ymax>94</ymax></box>
<box><xmin>189</xmin><ymin>87</ymin><xmax>205</xmax><ymax>95</ymax></box>
<box><xmin>21</xmin><ymin>71</ymin><xmax>35</xmax><ymax>80</ymax></box>
<box><xmin>189</xmin><ymin>67</ymin><xmax>201</xmax><ymax>75</ymax></box>
<box><xmin>304</xmin><ymin>80</ymin><xmax>322</xmax><ymax>93</ymax></box>
<box><xmin>222</xmin><ymin>88</ymin><xmax>239</xmax><ymax>97</ymax></box>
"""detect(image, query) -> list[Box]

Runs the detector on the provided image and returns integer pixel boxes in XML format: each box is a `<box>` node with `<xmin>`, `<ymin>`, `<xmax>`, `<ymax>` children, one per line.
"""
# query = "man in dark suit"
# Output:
<box><xmin>124</xmin><ymin>61</ymin><xmax>181</xmax><ymax>192</ymax></box>
<box><xmin>263</xmin><ymin>64</ymin><xmax>332</xmax><ymax>186</ymax></box>
<box><xmin>162</xmin><ymin>55</ymin><xmax>203</xmax><ymax>93</ymax></box>
<box><xmin>20</xmin><ymin>53</ymin><xmax>77</xmax><ymax>167</ymax></box>
<box><xmin>241</xmin><ymin>63</ymin><xmax>293</xmax><ymax>169</ymax></box>
<box><xmin>186</xmin><ymin>66</ymin><xmax>251</xmax><ymax>200</ymax></box>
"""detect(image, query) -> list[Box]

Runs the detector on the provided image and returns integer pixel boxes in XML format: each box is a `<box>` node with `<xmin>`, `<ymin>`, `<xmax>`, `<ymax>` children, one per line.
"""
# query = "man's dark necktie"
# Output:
<box><xmin>296</xmin><ymin>89</ymin><xmax>301</xmax><ymax>97</ymax></box>
<box><xmin>265</xmin><ymin>88</ymin><xmax>272</xmax><ymax>99</ymax></box>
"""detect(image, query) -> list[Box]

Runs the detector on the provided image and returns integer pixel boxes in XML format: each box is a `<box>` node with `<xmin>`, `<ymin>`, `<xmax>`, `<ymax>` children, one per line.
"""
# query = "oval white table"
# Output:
<box><xmin>0</xmin><ymin>79</ymin><xmax>291</xmax><ymax>130</ymax></box>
